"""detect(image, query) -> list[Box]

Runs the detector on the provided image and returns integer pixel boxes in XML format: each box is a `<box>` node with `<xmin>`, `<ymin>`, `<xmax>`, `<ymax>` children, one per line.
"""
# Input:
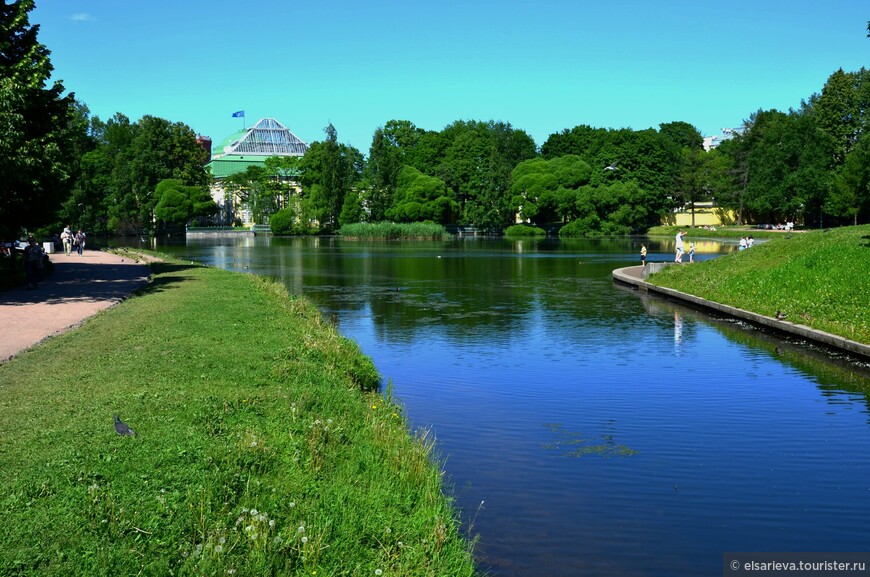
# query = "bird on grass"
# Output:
<box><xmin>604</xmin><ymin>162</ymin><xmax>618</xmax><ymax>171</ymax></box>
<box><xmin>775</xmin><ymin>311</ymin><xmax>787</xmax><ymax>320</ymax></box>
<box><xmin>113</xmin><ymin>415</ymin><xmax>136</xmax><ymax>436</ymax></box>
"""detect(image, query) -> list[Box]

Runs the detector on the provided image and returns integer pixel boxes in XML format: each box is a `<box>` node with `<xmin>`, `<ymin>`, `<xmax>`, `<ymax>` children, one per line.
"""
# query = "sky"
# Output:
<box><xmin>31</xmin><ymin>0</ymin><xmax>870</xmax><ymax>153</ymax></box>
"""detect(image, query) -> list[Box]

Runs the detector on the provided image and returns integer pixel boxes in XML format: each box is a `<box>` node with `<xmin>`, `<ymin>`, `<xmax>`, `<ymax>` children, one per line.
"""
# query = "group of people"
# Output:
<box><xmin>674</xmin><ymin>230</ymin><xmax>695</xmax><ymax>263</ymax></box>
<box><xmin>639</xmin><ymin>229</ymin><xmax>697</xmax><ymax>267</ymax></box>
<box><xmin>639</xmin><ymin>229</ymin><xmax>759</xmax><ymax>267</ymax></box>
<box><xmin>59</xmin><ymin>225</ymin><xmax>86</xmax><ymax>256</ymax></box>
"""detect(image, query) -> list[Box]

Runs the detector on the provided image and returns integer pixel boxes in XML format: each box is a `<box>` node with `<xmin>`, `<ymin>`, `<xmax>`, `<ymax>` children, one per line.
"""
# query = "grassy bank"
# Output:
<box><xmin>0</xmin><ymin>258</ymin><xmax>476</xmax><ymax>576</ymax></box>
<box><xmin>338</xmin><ymin>222</ymin><xmax>451</xmax><ymax>240</ymax></box>
<box><xmin>648</xmin><ymin>224</ymin><xmax>870</xmax><ymax>344</ymax></box>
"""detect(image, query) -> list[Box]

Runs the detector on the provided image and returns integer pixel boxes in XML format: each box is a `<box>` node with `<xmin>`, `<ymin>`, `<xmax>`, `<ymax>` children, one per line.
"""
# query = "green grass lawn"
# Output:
<box><xmin>648</xmin><ymin>224</ymin><xmax>870</xmax><ymax>344</ymax></box>
<box><xmin>0</xmin><ymin>258</ymin><xmax>476</xmax><ymax>576</ymax></box>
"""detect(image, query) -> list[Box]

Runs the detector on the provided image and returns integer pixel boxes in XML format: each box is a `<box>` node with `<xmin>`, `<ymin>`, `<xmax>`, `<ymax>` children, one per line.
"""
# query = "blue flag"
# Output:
<box><xmin>232</xmin><ymin>110</ymin><xmax>245</xmax><ymax>118</ymax></box>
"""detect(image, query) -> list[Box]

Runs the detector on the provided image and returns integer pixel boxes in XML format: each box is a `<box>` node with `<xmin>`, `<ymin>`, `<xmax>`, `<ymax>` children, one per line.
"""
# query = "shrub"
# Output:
<box><xmin>504</xmin><ymin>224</ymin><xmax>546</xmax><ymax>236</ymax></box>
<box><xmin>269</xmin><ymin>208</ymin><xmax>295</xmax><ymax>235</ymax></box>
<box><xmin>338</xmin><ymin>221</ymin><xmax>451</xmax><ymax>240</ymax></box>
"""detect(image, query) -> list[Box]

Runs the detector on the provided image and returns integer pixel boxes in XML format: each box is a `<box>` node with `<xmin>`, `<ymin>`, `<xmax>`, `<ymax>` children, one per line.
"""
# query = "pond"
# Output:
<box><xmin>151</xmin><ymin>235</ymin><xmax>870</xmax><ymax>576</ymax></box>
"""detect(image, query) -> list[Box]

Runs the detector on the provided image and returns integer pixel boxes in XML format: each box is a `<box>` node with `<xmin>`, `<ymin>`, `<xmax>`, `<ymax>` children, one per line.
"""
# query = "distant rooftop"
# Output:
<box><xmin>703</xmin><ymin>127</ymin><xmax>744</xmax><ymax>152</ymax></box>
<box><xmin>213</xmin><ymin>118</ymin><xmax>308</xmax><ymax>158</ymax></box>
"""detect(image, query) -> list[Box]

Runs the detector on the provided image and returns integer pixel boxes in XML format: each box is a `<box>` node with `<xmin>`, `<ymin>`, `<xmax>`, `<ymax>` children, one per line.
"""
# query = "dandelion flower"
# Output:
<box><xmin>375</xmin><ymin>570</ymin><xmax>383</xmax><ymax>576</ymax></box>
<box><xmin>214</xmin><ymin>545</ymin><xmax>223</xmax><ymax>553</ymax></box>
<box><xmin>301</xmin><ymin>536</ymin><xmax>308</xmax><ymax>544</ymax></box>
<box><xmin>250</xmin><ymin>508</ymin><xmax>259</xmax><ymax>516</ymax></box>
<box><xmin>219</xmin><ymin>537</ymin><xmax>226</xmax><ymax>544</ymax></box>
<box><xmin>269</xmin><ymin>519</ymin><xmax>276</xmax><ymax>527</ymax></box>
<box><xmin>289</xmin><ymin>501</ymin><xmax>296</xmax><ymax>508</ymax></box>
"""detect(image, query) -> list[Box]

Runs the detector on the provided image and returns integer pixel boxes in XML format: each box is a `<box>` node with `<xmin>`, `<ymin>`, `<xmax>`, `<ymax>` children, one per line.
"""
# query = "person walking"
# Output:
<box><xmin>75</xmin><ymin>229</ymin><xmax>86</xmax><ymax>256</ymax></box>
<box><xmin>61</xmin><ymin>226</ymin><xmax>72</xmax><ymax>256</ymax></box>
<box><xmin>675</xmin><ymin>230</ymin><xmax>685</xmax><ymax>263</ymax></box>
<box><xmin>640</xmin><ymin>244</ymin><xmax>647</xmax><ymax>266</ymax></box>
<box><xmin>688</xmin><ymin>242</ymin><xmax>695</xmax><ymax>263</ymax></box>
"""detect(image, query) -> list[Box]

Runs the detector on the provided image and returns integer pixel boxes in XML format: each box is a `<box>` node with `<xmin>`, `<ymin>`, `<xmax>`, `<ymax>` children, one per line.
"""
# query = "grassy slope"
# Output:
<box><xmin>0</xmin><ymin>259</ymin><xmax>475</xmax><ymax>576</ymax></box>
<box><xmin>648</xmin><ymin>225</ymin><xmax>870</xmax><ymax>344</ymax></box>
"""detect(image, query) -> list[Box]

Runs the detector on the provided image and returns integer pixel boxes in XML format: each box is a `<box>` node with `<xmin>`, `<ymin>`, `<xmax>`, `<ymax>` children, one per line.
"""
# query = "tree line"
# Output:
<box><xmin>2</xmin><ymin>0</ymin><xmax>868</xmax><ymax>239</ymax></box>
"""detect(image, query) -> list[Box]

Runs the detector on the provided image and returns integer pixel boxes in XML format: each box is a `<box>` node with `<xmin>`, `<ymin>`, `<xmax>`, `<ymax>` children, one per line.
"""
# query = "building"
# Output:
<box><xmin>702</xmin><ymin>127</ymin><xmax>742</xmax><ymax>152</ymax></box>
<box><xmin>663</xmin><ymin>201</ymin><xmax>737</xmax><ymax>227</ymax></box>
<box><xmin>207</xmin><ymin>118</ymin><xmax>308</xmax><ymax>225</ymax></box>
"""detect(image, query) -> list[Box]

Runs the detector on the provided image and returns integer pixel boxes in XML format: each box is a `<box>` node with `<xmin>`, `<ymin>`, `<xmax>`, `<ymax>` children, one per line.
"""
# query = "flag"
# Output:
<box><xmin>232</xmin><ymin>110</ymin><xmax>245</xmax><ymax>118</ymax></box>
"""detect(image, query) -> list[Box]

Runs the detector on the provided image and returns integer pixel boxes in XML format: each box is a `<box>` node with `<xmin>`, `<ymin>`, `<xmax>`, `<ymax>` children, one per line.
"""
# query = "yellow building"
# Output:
<box><xmin>662</xmin><ymin>202</ymin><xmax>736</xmax><ymax>227</ymax></box>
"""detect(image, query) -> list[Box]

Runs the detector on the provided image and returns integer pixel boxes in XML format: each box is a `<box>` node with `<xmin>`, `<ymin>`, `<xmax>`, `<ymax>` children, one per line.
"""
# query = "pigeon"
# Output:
<box><xmin>604</xmin><ymin>162</ymin><xmax>618</xmax><ymax>171</ymax></box>
<box><xmin>775</xmin><ymin>311</ymin><xmax>787</xmax><ymax>320</ymax></box>
<box><xmin>114</xmin><ymin>415</ymin><xmax>136</xmax><ymax>436</ymax></box>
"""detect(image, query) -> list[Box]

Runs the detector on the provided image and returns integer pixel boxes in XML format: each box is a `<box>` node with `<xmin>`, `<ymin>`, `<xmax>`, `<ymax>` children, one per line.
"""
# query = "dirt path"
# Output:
<box><xmin>0</xmin><ymin>249</ymin><xmax>152</xmax><ymax>363</ymax></box>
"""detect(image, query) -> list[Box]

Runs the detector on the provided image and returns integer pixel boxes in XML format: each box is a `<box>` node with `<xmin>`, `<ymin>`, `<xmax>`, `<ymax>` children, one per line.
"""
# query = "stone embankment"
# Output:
<box><xmin>613</xmin><ymin>264</ymin><xmax>870</xmax><ymax>360</ymax></box>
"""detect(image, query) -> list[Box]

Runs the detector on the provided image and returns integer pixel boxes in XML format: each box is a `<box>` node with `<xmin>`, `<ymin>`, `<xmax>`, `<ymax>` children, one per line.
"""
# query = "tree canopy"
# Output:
<box><xmin>0</xmin><ymin>0</ymin><xmax>82</xmax><ymax>237</ymax></box>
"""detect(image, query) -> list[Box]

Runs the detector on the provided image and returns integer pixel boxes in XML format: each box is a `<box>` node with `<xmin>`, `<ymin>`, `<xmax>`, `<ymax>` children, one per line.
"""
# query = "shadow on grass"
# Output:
<box><xmin>134</xmin><ymin>262</ymin><xmax>199</xmax><ymax>296</ymax></box>
<box><xmin>861</xmin><ymin>234</ymin><xmax>870</xmax><ymax>248</ymax></box>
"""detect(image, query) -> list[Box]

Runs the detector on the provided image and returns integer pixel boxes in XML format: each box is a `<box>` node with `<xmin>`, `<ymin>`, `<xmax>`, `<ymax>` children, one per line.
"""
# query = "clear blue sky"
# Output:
<box><xmin>33</xmin><ymin>0</ymin><xmax>869</xmax><ymax>152</ymax></box>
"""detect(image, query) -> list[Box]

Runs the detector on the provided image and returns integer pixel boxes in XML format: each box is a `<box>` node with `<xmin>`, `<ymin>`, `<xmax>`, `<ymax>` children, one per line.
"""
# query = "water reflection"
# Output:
<box><xmin>149</xmin><ymin>235</ymin><xmax>870</xmax><ymax>577</ymax></box>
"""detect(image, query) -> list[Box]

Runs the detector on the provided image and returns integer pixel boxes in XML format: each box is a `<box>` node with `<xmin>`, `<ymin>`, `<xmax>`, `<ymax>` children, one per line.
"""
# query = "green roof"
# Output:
<box><xmin>207</xmin><ymin>156</ymin><xmax>268</xmax><ymax>179</ymax></box>
<box><xmin>212</xmin><ymin>129</ymin><xmax>248</xmax><ymax>156</ymax></box>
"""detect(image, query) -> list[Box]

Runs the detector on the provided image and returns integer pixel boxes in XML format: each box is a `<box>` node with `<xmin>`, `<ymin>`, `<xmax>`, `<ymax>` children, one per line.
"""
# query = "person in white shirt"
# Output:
<box><xmin>675</xmin><ymin>230</ymin><xmax>685</xmax><ymax>262</ymax></box>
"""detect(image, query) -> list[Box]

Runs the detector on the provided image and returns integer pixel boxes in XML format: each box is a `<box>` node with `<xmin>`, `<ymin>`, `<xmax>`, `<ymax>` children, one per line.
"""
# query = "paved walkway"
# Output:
<box><xmin>0</xmin><ymin>249</ymin><xmax>152</xmax><ymax>363</ymax></box>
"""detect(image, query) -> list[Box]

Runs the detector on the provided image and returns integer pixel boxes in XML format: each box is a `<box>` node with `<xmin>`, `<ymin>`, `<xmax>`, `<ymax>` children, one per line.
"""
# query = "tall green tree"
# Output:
<box><xmin>0</xmin><ymin>0</ymin><xmax>82</xmax><ymax>236</ymax></box>
<box><xmin>298</xmin><ymin>123</ymin><xmax>362</xmax><ymax>231</ymax></box>
<box><xmin>659</xmin><ymin>121</ymin><xmax>703</xmax><ymax>150</ymax></box>
<box><xmin>741</xmin><ymin>109</ymin><xmax>833</xmax><ymax>226</ymax></box>
<box><xmin>827</xmin><ymin>132</ymin><xmax>870</xmax><ymax>224</ymax></box>
<box><xmin>60</xmin><ymin>112</ymin><xmax>210</xmax><ymax>234</ymax></box>
<box><xmin>808</xmin><ymin>68</ymin><xmax>870</xmax><ymax>163</ymax></box>
<box><xmin>438</xmin><ymin>120</ymin><xmax>536</xmax><ymax>230</ymax></box>
<box><xmin>365</xmin><ymin>120</ymin><xmax>424</xmax><ymax>221</ymax></box>
<box><xmin>541</xmin><ymin>124</ymin><xmax>680</xmax><ymax>218</ymax></box>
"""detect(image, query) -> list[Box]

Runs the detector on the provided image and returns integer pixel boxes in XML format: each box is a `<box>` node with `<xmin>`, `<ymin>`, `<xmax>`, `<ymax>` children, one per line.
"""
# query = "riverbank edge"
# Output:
<box><xmin>612</xmin><ymin>265</ymin><xmax>870</xmax><ymax>360</ymax></box>
<box><xmin>0</xmin><ymin>253</ymin><xmax>477</xmax><ymax>575</ymax></box>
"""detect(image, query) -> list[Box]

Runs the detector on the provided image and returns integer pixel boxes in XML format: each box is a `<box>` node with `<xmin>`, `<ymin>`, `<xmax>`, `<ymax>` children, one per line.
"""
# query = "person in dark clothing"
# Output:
<box><xmin>23</xmin><ymin>236</ymin><xmax>44</xmax><ymax>289</ymax></box>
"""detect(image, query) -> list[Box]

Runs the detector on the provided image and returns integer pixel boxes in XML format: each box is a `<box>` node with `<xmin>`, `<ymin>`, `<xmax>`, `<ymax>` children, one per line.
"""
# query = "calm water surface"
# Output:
<box><xmin>155</xmin><ymin>236</ymin><xmax>870</xmax><ymax>577</ymax></box>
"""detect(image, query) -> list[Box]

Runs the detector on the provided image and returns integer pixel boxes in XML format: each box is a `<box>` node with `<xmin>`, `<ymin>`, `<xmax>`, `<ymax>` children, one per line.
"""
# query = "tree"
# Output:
<box><xmin>540</xmin><ymin>124</ymin><xmax>680</xmax><ymax>219</ymax></box>
<box><xmin>827</xmin><ymin>133</ymin><xmax>870</xmax><ymax>224</ymax></box>
<box><xmin>0</xmin><ymin>0</ymin><xmax>81</xmax><ymax>236</ymax></box>
<box><xmin>385</xmin><ymin>165</ymin><xmax>456</xmax><ymax>223</ymax></box>
<box><xmin>364</xmin><ymin>120</ymin><xmax>425</xmax><ymax>221</ymax></box>
<box><xmin>659</xmin><ymin>121</ymin><xmax>703</xmax><ymax>150</ymax></box>
<box><xmin>438</xmin><ymin>120</ymin><xmax>536</xmax><ymax>230</ymax></box>
<box><xmin>673</xmin><ymin>147</ymin><xmax>709</xmax><ymax>228</ymax></box>
<box><xmin>809</xmin><ymin>68</ymin><xmax>870</xmax><ymax>163</ymax></box>
<box><xmin>740</xmin><ymin>109</ymin><xmax>833</xmax><ymax>226</ymax></box>
<box><xmin>509</xmin><ymin>155</ymin><xmax>592</xmax><ymax>222</ymax></box>
<box><xmin>298</xmin><ymin>123</ymin><xmax>362</xmax><ymax>231</ymax></box>
<box><xmin>153</xmin><ymin>179</ymin><xmax>216</xmax><ymax>227</ymax></box>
